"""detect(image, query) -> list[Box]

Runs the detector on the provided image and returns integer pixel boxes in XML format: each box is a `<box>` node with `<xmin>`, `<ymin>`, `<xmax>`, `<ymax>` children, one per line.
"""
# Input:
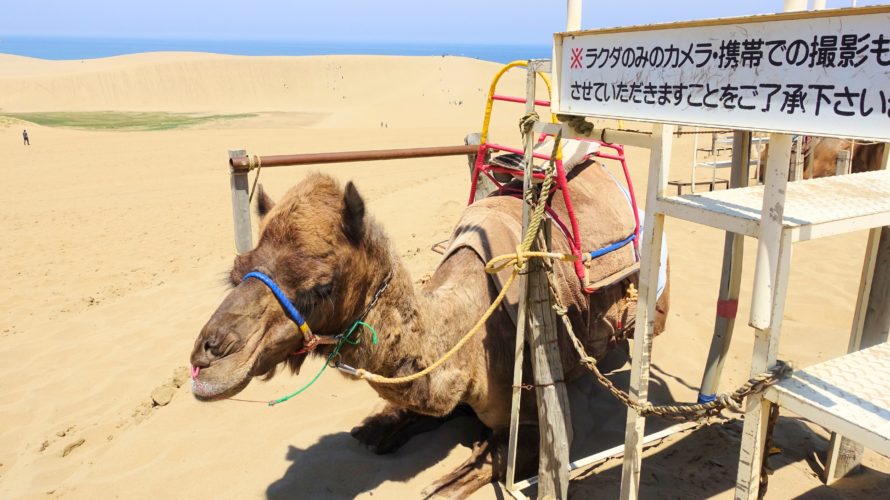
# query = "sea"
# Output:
<box><xmin>0</xmin><ymin>36</ymin><xmax>551</xmax><ymax>64</ymax></box>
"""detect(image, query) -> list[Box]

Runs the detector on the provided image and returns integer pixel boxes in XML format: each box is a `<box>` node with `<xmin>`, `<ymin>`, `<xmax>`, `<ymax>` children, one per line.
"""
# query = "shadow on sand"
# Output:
<box><xmin>267</xmin><ymin>344</ymin><xmax>890</xmax><ymax>499</ymax></box>
<box><xmin>265</xmin><ymin>348</ymin><xmax>690</xmax><ymax>499</ymax></box>
<box><xmin>566</xmin><ymin>415</ymin><xmax>890</xmax><ymax>499</ymax></box>
<box><xmin>266</xmin><ymin>416</ymin><xmax>485</xmax><ymax>499</ymax></box>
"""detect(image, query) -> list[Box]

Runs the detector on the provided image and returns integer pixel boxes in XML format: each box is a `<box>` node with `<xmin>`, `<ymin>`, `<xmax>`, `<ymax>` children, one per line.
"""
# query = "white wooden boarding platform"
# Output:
<box><xmin>658</xmin><ymin>170</ymin><xmax>890</xmax><ymax>241</ymax></box>
<box><xmin>547</xmin><ymin>3</ymin><xmax>890</xmax><ymax>500</ymax></box>
<box><xmin>764</xmin><ymin>342</ymin><xmax>890</xmax><ymax>457</ymax></box>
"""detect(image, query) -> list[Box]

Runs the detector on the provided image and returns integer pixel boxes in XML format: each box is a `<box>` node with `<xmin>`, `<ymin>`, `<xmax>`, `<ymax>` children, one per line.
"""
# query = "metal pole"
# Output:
<box><xmin>228</xmin><ymin>149</ymin><xmax>253</xmax><ymax>254</ymax></box>
<box><xmin>697</xmin><ymin>131</ymin><xmax>751</xmax><ymax>403</ymax></box>
<box><xmin>566</xmin><ymin>0</ymin><xmax>582</xmax><ymax>31</ymax></box>
<box><xmin>783</xmin><ymin>0</ymin><xmax>807</xmax><ymax>11</ymax></box>
<box><xmin>229</xmin><ymin>144</ymin><xmax>478</xmax><ymax>171</ymax></box>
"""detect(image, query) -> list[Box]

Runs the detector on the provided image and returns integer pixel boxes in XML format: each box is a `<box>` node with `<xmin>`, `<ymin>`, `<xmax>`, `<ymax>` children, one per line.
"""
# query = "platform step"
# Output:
<box><xmin>764</xmin><ymin>342</ymin><xmax>890</xmax><ymax>457</ymax></box>
<box><xmin>656</xmin><ymin>170</ymin><xmax>890</xmax><ymax>240</ymax></box>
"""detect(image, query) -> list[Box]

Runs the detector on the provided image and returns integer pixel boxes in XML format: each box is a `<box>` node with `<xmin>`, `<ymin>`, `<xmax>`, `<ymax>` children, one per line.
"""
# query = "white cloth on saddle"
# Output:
<box><xmin>539</xmin><ymin>136</ymin><xmax>600</xmax><ymax>172</ymax></box>
<box><xmin>489</xmin><ymin>137</ymin><xmax>600</xmax><ymax>175</ymax></box>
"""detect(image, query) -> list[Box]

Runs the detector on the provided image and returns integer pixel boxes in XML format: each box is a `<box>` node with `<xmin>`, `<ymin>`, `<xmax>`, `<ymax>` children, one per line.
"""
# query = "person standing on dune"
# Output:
<box><xmin>23</xmin><ymin>129</ymin><xmax>30</xmax><ymax>146</ymax></box>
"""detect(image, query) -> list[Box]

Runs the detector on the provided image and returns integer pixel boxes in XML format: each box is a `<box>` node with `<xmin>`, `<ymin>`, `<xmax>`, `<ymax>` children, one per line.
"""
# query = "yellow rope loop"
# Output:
<box><xmin>485</xmin><ymin>251</ymin><xmax>576</xmax><ymax>275</ymax></box>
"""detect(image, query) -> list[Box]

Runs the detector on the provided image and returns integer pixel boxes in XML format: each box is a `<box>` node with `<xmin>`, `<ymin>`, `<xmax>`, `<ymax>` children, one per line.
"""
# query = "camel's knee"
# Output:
<box><xmin>351</xmin><ymin>403</ymin><xmax>450</xmax><ymax>455</ymax></box>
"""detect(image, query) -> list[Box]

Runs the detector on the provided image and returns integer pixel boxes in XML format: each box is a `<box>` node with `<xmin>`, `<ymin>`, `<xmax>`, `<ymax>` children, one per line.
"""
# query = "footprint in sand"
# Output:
<box><xmin>61</xmin><ymin>438</ymin><xmax>85</xmax><ymax>457</ymax></box>
<box><xmin>38</xmin><ymin>425</ymin><xmax>77</xmax><ymax>454</ymax></box>
<box><xmin>130</xmin><ymin>366</ymin><xmax>190</xmax><ymax>426</ymax></box>
<box><xmin>53</xmin><ymin>366</ymin><xmax>192</xmax><ymax>455</ymax></box>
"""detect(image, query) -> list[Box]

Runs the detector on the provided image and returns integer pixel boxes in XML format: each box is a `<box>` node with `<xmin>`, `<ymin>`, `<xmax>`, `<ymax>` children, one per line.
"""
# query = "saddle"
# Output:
<box><xmin>445</xmin><ymin>160</ymin><xmax>640</xmax><ymax>327</ymax></box>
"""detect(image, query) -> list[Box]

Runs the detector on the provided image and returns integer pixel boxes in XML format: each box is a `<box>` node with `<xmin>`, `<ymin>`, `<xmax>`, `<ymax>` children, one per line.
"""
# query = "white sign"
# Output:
<box><xmin>555</xmin><ymin>7</ymin><xmax>890</xmax><ymax>141</ymax></box>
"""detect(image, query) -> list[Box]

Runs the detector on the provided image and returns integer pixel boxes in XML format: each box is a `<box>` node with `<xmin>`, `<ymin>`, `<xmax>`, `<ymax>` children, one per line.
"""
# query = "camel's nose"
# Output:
<box><xmin>191</xmin><ymin>325</ymin><xmax>230</xmax><ymax>368</ymax></box>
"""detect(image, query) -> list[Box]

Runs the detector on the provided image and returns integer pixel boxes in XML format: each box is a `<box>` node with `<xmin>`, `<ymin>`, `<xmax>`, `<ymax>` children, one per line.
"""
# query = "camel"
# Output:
<box><xmin>759</xmin><ymin>138</ymin><xmax>885</xmax><ymax>181</ymax></box>
<box><xmin>189</xmin><ymin>159</ymin><xmax>669</xmax><ymax>497</ymax></box>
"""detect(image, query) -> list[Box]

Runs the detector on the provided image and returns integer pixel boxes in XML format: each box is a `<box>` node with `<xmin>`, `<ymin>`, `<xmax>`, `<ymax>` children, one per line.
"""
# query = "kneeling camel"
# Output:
<box><xmin>189</xmin><ymin>160</ymin><xmax>669</xmax><ymax>497</ymax></box>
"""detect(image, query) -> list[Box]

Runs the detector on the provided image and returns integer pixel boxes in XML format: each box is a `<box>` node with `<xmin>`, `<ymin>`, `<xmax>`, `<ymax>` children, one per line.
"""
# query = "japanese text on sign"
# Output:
<box><xmin>557</xmin><ymin>8</ymin><xmax>890</xmax><ymax>141</ymax></box>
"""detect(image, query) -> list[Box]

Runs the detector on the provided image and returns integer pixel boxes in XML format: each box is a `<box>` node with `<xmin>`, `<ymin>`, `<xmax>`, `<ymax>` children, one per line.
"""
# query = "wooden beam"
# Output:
<box><xmin>526</xmin><ymin>61</ymin><xmax>571</xmax><ymax>500</ymax></box>
<box><xmin>527</xmin><ymin>249</ymin><xmax>572</xmax><ymax>499</ymax></box>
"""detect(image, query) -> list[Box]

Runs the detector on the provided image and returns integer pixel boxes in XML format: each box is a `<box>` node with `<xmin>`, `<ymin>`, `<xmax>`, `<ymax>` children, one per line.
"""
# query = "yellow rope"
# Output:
<box><xmin>354</xmin><ymin>127</ymin><xmax>566</xmax><ymax>385</ymax></box>
<box><xmin>355</xmin><ymin>271</ymin><xmax>518</xmax><ymax>384</ymax></box>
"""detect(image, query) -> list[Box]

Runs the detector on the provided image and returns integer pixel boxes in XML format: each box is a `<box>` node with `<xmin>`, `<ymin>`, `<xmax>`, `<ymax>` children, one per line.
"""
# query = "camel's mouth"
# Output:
<box><xmin>191</xmin><ymin>371</ymin><xmax>252</xmax><ymax>401</ymax></box>
<box><xmin>190</xmin><ymin>320</ymin><xmax>303</xmax><ymax>401</ymax></box>
<box><xmin>190</xmin><ymin>336</ymin><xmax>266</xmax><ymax>401</ymax></box>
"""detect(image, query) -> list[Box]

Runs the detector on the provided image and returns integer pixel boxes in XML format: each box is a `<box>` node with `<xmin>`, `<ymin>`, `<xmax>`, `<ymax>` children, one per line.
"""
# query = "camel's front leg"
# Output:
<box><xmin>351</xmin><ymin>403</ymin><xmax>460</xmax><ymax>454</ymax></box>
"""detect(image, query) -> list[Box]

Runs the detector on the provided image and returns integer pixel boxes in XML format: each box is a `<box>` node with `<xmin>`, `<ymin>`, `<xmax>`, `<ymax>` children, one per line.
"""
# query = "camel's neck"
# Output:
<box><xmin>332</xmin><ymin>248</ymin><xmax>487</xmax><ymax>383</ymax></box>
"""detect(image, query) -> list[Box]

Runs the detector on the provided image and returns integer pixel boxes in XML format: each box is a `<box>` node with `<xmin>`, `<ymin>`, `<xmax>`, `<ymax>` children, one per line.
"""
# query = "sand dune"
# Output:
<box><xmin>1</xmin><ymin>52</ymin><xmax>887</xmax><ymax>499</ymax></box>
<box><xmin>0</xmin><ymin>53</ymin><xmax>521</xmax><ymax>130</ymax></box>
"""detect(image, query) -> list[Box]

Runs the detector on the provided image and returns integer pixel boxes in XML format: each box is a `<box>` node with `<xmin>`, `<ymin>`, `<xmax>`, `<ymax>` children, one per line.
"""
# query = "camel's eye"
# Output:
<box><xmin>313</xmin><ymin>283</ymin><xmax>333</xmax><ymax>298</ymax></box>
<box><xmin>292</xmin><ymin>282</ymin><xmax>332</xmax><ymax>311</ymax></box>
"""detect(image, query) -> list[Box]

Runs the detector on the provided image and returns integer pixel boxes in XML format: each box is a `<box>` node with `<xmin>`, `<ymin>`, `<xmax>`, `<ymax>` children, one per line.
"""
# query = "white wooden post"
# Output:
<box><xmin>750</xmin><ymin>134</ymin><xmax>793</xmax><ymax>329</ymax></box>
<box><xmin>735</xmin><ymin>133</ymin><xmax>793</xmax><ymax>500</ymax></box>
<box><xmin>229</xmin><ymin>150</ymin><xmax>253</xmax><ymax>254</ymax></box>
<box><xmin>824</xmin><ymin>143</ymin><xmax>890</xmax><ymax>482</ymax></box>
<box><xmin>619</xmin><ymin>123</ymin><xmax>674</xmax><ymax>500</ymax></box>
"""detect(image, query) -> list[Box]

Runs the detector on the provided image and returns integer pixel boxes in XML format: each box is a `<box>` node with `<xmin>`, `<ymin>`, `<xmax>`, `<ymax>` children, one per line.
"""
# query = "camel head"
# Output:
<box><xmin>190</xmin><ymin>173</ymin><xmax>380</xmax><ymax>400</ymax></box>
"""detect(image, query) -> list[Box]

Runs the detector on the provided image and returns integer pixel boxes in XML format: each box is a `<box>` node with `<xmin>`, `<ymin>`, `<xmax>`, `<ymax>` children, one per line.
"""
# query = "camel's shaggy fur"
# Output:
<box><xmin>190</xmin><ymin>161</ymin><xmax>669</xmax><ymax>497</ymax></box>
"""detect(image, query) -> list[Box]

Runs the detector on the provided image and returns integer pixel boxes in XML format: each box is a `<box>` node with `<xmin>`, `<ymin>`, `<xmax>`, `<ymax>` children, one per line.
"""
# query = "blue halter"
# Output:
<box><xmin>242</xmin><ymin>271</ymin><xmax>311</xmax><ymax>336</ymax></box>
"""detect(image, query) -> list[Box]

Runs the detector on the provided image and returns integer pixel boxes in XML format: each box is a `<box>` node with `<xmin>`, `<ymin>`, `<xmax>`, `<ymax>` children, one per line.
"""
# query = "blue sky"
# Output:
<box><xmin>4</xmin><ymin>0</ymin><xmax>886</xmax><ymax>44</ymax></box>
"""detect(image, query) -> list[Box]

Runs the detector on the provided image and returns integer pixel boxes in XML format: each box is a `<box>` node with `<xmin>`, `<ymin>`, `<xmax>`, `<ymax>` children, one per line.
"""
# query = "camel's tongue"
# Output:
<box><xmin>190</xmin><ymin>366</ymin><xmax>200</xmax><ymax>379</ymax></box>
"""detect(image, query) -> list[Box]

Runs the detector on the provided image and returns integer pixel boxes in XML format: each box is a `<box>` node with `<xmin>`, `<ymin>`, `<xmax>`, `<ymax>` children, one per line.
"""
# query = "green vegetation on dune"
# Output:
<box><xmin>0</xmin><ymin>111</ymin><xmax>256</xmax><ymax>131</ymax></box>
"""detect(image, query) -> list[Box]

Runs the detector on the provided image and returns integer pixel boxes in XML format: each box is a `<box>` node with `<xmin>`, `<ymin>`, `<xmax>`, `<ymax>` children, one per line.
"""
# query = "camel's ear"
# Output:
<box><xmin>342</xmin><ymin>181</ymin><xmax>365</xmax><ymax>245</ymax></box>
<box><xmin>255</xmin><ymin>184</ymin><xmax>275</xmax><ymax>219</ymax></box>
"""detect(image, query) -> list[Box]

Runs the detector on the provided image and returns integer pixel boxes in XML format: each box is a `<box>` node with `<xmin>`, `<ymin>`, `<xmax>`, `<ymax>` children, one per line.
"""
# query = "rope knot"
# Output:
<box><xmin>519</xmin><ymin>112</ymin><xmax>540</xmax><ymax>135</ymax></box>
<box><xmin>557</xmin><ymin>114</ymin><xmax>594</xmax><ymax>136</ymax></box>
<box><xmin>626</xmin><ymin>283</ymin><xmax>639</xmax><ymax>302</ymax></box>
<box><xmin>514</xmin><ymin>245</ymin><xmax>528</xmax><ymax>272</ymax></box>
<box><xmin>718</xmin><ymin>393</ymin><xmax>743</xmax><ymax>413</ymax></box>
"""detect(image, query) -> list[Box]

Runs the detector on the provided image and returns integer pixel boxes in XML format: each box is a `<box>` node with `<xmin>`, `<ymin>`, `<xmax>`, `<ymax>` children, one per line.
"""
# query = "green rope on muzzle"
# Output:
<box><xmin>267</xmin><ymin>321</ymin><xmax>378</xmax><ymax>406</ymax></box>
